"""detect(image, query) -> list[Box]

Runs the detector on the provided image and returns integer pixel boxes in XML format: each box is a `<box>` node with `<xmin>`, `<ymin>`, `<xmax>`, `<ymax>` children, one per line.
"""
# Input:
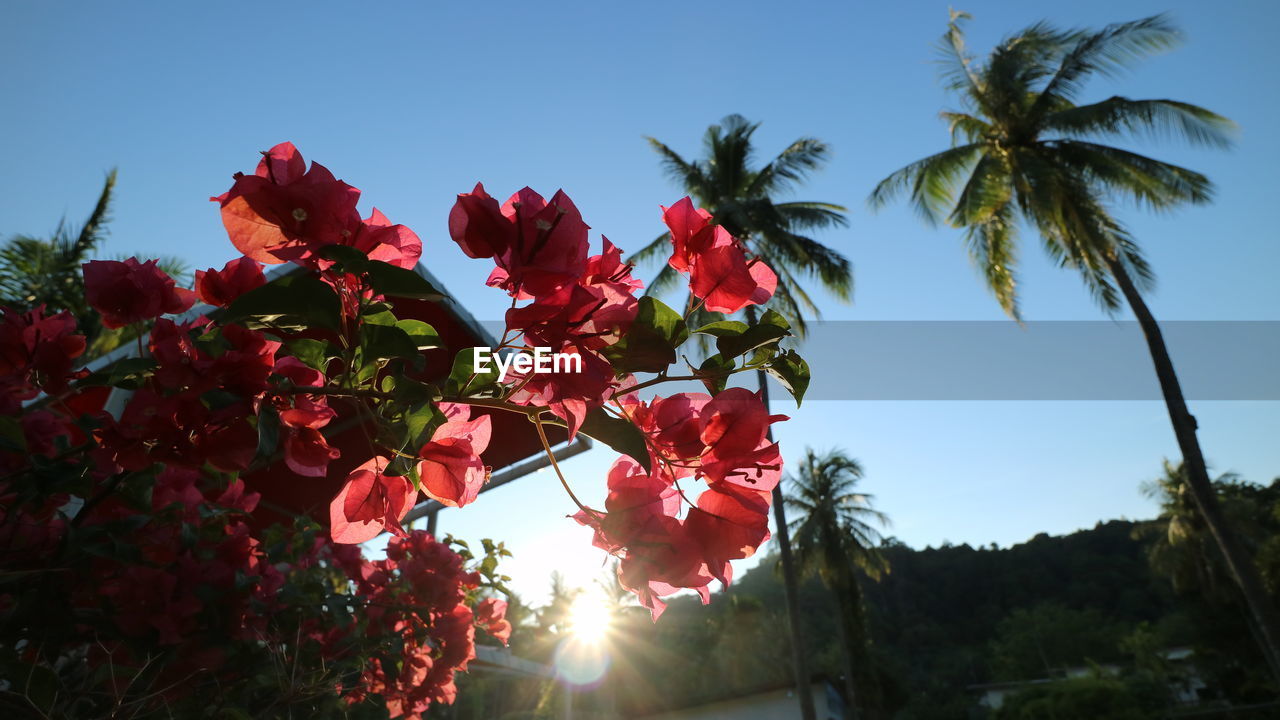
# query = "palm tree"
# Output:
<box><xmin>1137</xmin><ymin>461</ymin><xmax>1266</xmax><ymax>602</ymax></box>
<box><xmin>635</xmin><ymin>114</ymin><xmax>852</xmax><ymax>334</ymax></box>
<box><xmin>786</xmin><ymin>449</ymin><xmax>889</xmax><ymax>720</ymax></box>
<box><xmin>870</xmin><ymin>12</ymin><xmax>1280</xmax><ymax>680</ymax></box>
<box><xmin>638</xmin><ymin>115</ymin><xmax>854</xmax><ymax>720</ymax></box>
<box><xmin>0</xmin><ymin>170</ymin><xmax>117</xmax><ymax>339</ymax></box>
<box><xmin>0</xmin><ymin>170</ymin><xmax>187</xmax><ymax>358</ymax></box>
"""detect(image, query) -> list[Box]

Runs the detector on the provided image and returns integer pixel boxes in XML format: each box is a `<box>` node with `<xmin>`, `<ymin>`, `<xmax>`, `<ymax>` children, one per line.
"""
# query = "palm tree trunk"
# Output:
<box><xmin>757</xmin><ymin>367</ymin><xmax>818</xmax><ymax>720</ymax></box>
<box><xmin>832</xmin><ymin>580</ymin><xmax>863</xmax><ymax>720</ymax></box>
<box><xmin>1108</xmin><ymin>255</ymin><xmax>1280</xmax><ymax>685</ymax></box>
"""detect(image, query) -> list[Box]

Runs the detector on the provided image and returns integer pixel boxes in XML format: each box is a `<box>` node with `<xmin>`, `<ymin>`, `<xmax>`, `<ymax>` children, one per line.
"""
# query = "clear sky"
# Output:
<box><xmin>3</xmin><ymin>0</ymin><xmax>1277</xmax><ymax>604</ymax></box>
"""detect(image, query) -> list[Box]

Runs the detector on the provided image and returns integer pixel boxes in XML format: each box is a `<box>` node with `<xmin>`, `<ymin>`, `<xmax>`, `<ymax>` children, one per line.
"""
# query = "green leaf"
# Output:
<box><xmin>715</xmin><ymin>309</ymin><xmax>790</xmax><ymax>359</ymax></box>
<box><xmin>404</xmin><ymin>401</ymin><xmax>442</xmax><ymax>449</ymax></box>
<box><xmin>285</xmin><ymin>338</ymin><xmax>333</xmax><ymax>372</ymax></box>
<box><xmin>365</xmin><ymin>261</ymin><xmax>446</xmax><ymax>301</ymax></box>
<box><xmin>394</xmin><ymin>319</ymin><xmax>443</xmax><ymax>349</ymax></box>
<box><xmin>694</xmin><ymin>320</ymin><xmax>749</xmax><ymax>337</ymax></box>
<box><xmin>254</xmin><ymin>405</ymin><xmax>280</xmax><ymax>462</ymax></box>
<box><xmin>544</xmin><ymin>408</ymin><xmax>652</xmax><ymax>474</ymax></box>
<box><xmin>317</xmin><ymin>244</ymin><xmax>370</xmax><ymax>273</ymax></box>
<box><xmin>223</xmin><ymin>273</ymin><xmax>342</xmax><ymax>332</ymax></box>
<box><xmin>767</xmin><ymin>349</ymin><xmax>811</xmax><ymax>407</ymax></box>
<box><xmin>697</xmin><ymin>353</ymin><xmax>735</xmax><ymax>394</ymax></box>
<box><xmin>446</xmin><ymin>347</ymin><xmax>500</xmax><ymax>396</ymax></box>
<box><xmin>361</xmin><ymin>324</ymin><xmax>424</xmax><ymax>370</ymax></box>
<box><xmin>80</xmin><ymin>357</ymin><xmax>158</xmax><ymax>389</ymax></box>
<box><xmin>0</xmin><ymin>416</ymin><xmax>24</xmax><ymax>453</ymax></box>
<box><xmin>360</xmin><ymin>307</ymin><xmax>398</xmax><ymax>327</ymax></box>
<box><xmin>600</xmin><ymin>296</ymin><xmax>690</xmax><ymax>373</ymax></box>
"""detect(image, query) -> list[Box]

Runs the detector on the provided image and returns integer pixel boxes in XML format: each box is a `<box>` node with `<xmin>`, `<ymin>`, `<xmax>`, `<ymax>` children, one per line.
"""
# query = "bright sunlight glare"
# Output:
<box><xmin>567</xmin><ymin>590</ymin><xmax>612</xmax><ymax>644</ymax></box>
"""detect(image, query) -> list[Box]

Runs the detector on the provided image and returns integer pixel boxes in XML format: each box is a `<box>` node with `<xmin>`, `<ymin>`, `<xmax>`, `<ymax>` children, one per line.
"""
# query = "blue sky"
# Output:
<box><xmin>3</xmin><ymin>0</ymin><xmax>1277</xmax><ymax>603</ymax></box>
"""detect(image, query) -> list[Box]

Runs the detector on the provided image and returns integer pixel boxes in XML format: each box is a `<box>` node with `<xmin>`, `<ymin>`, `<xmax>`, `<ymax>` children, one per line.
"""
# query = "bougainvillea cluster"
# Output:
<box><xmin>0</xmin><ymin>141</ymin><xmax>811</xmax><ymax>716</ymax></box>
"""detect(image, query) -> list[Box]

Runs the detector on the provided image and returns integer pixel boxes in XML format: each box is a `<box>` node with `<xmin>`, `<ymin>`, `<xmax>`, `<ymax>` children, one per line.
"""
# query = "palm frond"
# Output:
<box><xmin>934</xmin><ymin>10</ymin><xmax>985</xmax><ymax>106</ymax></box>
<box><xmin>940</xmin><ymin>111</ymin><xmax>992</xmax><ymax>145</ymax></box>
<box><xmin>949</xmin><ymin>153</ymin><xmax>1014</xmax><ymax>227</ymax></box>
<box><xmin>1045</xmin><ymin>139</ymin><xmax>1214</xmax><ymax>210</ymax></box>
<box><xmin>627</xmin><ymin>231</ymin><xmax>673</xmax><ymax>266</ymax></box>
<box><xmin>1032</xmin><ymin>15</ymin><xmax>1181</xmax><ymax>116</ymax></box>
<box><xmin>772</xmin><ymin>201</ymin><xmax>850</xmax><ymax>231</ymax></box>
<box><xmin>748</xmin><ymin>137</ymin><xmax>833</xmax><ymax>196</ymax></box>
<box><xmin>645</xmin><ymin>137</ymin><xmax>707</xmax><ymax>194</ymax></box>
<box><xmin>752</xmin><ymin>223</ymin><xmax>853</xmax><ymax>305</ymax></box>
<box><xmin>962</xmin><ymin>202</ymin><xmax>1021</xmax><ymax>319</ymax></box>
<box><xmin>1042</xmin><ymin>96</ymin><xmax>1236</xmax><ymax>149</ymax></box>
<box><xmin>704</xmin><ymin>115</ymin><xmax>760</xmax><ymax>200</ymax></box>
<box><xmin>68</xmin><ymin>168</ymin><xmax>118</xmax><ymax>259</ymax></box>
<box><xmin>869</xmin><ymin>144</ymin><xmax>983</xmax><ymax>225</ymax></box>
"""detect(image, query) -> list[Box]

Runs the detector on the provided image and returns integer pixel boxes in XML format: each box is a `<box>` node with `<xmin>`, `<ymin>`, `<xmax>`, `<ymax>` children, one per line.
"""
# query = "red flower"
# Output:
<box><xmin>83</xmin><ymin>258</ymin><xmax>196</xmax><ymax>328</ymax></box>
<box><xmin>417</xmin><ymin>404</ymin><xmax>491</xmax><ymax>508</ymax></box>
<box><xmin>213</xmin><ymin>142</ymin><xmax>362</xmax><ymax>265</ymax></box>
<box><xmin>330</xmin><ymin>456</ymin><xmax>415</xmax><ymax>544</ymax></box>
<box><xmin>660</xmin><ymin>197</ymin><xmax>719</xmax><ymax>273</ymax></box>
<box><xmin>449</xmin><ymin>184</ymin><xmax>589</xmax><ymax>299</ymax></box>
<box><xmin>506</xmin><ymin>345</ymin><xmax>616</xmax><ymax>438</ymax></box>
<box><xmin>505</xmin><ymin>238</ymin><xmax>641</xmax><ymax>351</ymax></box>
<box><xmin>0</xmin><ymin>306</ymin><xmax>86</xmax><ymax>411</ymax></box>
<box><xmin>474</xmin><ymin>598</ymin><xmax>512</xmax><ymax>645</ymax></box>
<box><xmin>690</xmin><ymin>244</ymin><xmax>778</xmax><ymax>313</ymax></box>
<box><xmin>355</xmin><ymin>208</ymin><xmax>423</xmax><ymax>270</ymax></box>
<box><xmin>194</xmin><ymin>257</ymin><xmax>266</xmax><ymax>307</ymax></box>
<box><xmin>659</xmin><ymin>197</ymin><xmax>776</xmax><ymax>313</ymax></box>
<box><xmin>284</xmin><ymin>426</ymin><xmax>340</xmax><ymax>478</ymax></box>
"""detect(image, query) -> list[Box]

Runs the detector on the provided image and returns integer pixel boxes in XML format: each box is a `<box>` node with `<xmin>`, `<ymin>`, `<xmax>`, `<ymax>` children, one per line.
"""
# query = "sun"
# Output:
<box><xmin>566</xmin><ymin>590</ymin><xmax>612</xmax><ymax>644</ymax></box>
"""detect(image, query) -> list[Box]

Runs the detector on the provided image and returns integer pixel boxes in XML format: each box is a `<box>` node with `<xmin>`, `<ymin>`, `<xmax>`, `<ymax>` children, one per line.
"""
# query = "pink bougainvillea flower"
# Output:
<box><xmin>417</xmin><ymin>407</ymin><xmax>491</xmax><ymax>508</ymax></box>
<box><xmin>506</xmin><ymin>344</ymin><xmax>617</xmax><ymax>439</ymax></box>
<box><xmin>194</xmin><ymin>257</ymin><xmax>266</xmax><ymax>307</ymax></box>
<box><xmin>330</xmin><ymin>456</ymin><xmax>416</xmax><ymax>544</ymax></box>
<box><xmin>658</xmin><ymin>197</ymin><xmax>777</xmax><ymax>313</ymax></box>
<box><xmin>689</xmin><ymin>244</ymin><xmax>777</xmax><ymax>313</ymax></box>
<box><xmin>699</xmin><ymin>387</ymin><xmax>777</xmax><ymax>462</ymax></box>
<box><xmin>572</xmin><ymin>457</ymin><xmax>720</xmax><ymax>619</ymax></box>
<box><xmin>474</xmin><ymin>598</ymin><xmax>512</xmax><ymax>645</ymax></box>
<box><xmin>199</xmin><ymin>418</ymin><xmax>260</xmax><ymax>473</ymax></box>
<box><xmin>284</xmin><ymin>426</ymin><xmax>341</xmax><ymax>478</ymax></box>
<box><xmin>660</xmin><ymin>197</ymin><xmax>721</xmax><ymax>273</ymax></box>
<box><xmin>506</xmin><ymin>237</ymin><xmax>642</xmax><ymax>350</ymax></box>
<box><xmin>214</xmin><ymin>478</ymin><xmax>261</xmax><ymax>514</ymax></box>
<box><xmin>211</xmin><ymin>324</ymin><xmax>280</xmax><ymax>397</ymax></box>
<box><xmin>447</xmin><ymin>182</ymin><xmax>511</xmax><ymax>259</ymax></box>
<box><xmin>449</xmin><ymin>184</ymin><xmax>589</xmax><ymax>300</ymax></box>
<box><xmin>355</xmin><ymin>208</ymin><xmax>423</xmax><ymax>270</ymax></box>
<box><xmin>645</xmin><ymin>392</ymin><xmax>712</xmax><ymax>460</ymax></box>
<box><xmin>684</xmin><ymin>481</ymin><xmax>773</xmax><ymax>583</ymax></box>
<box><xmin>0</xmin><ymin>306</ymin><xmax>86</xmax><ymax>410</ymax></box>
<box><xmin>212</xmin><ymin>142</ymin><xmax>362</xmax><ymax>265</ymax></box>
<box><xmin>83</xmin><ymin>258</ymin><xmax>196</xmax><ymax>328</ymax></box>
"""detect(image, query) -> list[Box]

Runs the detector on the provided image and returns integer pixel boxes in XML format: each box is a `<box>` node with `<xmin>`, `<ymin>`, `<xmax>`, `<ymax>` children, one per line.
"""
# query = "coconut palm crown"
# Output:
<box><xmin>633</xmin><ymin>114</ymin><xmax>853</xmax><ymax>335</ymax></box>
<box><xmin>871</xmin><ymin>12</ymin><xmax>1235</xmax><ymax>318</ymax></box>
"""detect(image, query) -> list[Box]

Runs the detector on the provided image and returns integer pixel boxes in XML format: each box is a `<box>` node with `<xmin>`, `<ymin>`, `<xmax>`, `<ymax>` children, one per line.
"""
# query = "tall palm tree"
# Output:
<box><xmin>786</xmin><ymin>449</ymin><xmax>889</xmax><ymax>720</ymax></box>
<box><xmin>638</xmin><ymin>115</ymin><xmax>854</xmax><ymax>720</ymax></box>
<box><xmin>870</xmin><ymin>13</ymin><xmax>1280</xmax><ymax>680</ymax></box>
